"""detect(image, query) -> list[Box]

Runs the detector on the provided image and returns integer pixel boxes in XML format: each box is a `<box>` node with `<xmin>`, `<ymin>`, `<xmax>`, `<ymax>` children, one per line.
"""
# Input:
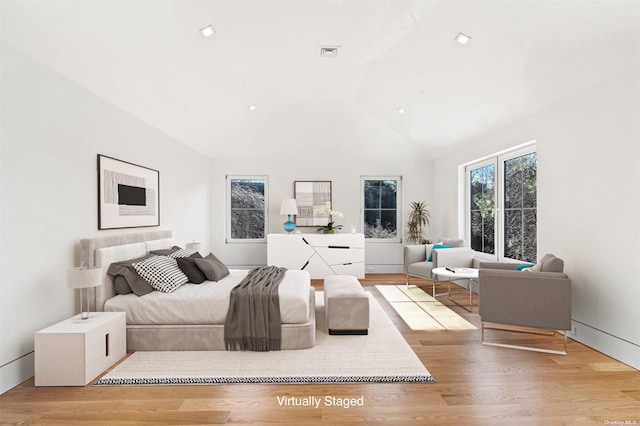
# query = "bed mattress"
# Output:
<box><xmin>104</xmin><ymin>269</ymin><xmax>311</xmax><ymax>325</ymax></box>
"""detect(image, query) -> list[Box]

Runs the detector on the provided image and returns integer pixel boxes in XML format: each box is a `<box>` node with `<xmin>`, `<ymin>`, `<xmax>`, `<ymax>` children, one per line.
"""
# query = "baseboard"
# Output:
<box><xmin>569</xmin><ymin>320</ymin><xmax>640</xmax><ymax>370</ymax></box>
<box><xmin>0</xmin><ymin>351</ymin><xmax>34</xmax><ymax>395</ymax></box>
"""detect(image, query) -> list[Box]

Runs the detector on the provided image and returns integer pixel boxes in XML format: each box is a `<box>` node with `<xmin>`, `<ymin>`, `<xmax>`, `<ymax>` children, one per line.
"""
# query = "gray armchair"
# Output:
<box><xmin>404</xmin><ymin>238</ymin><xmax>477</xmax><ymax>287</ymax></box>
<box><xmin>478</xmin><ymin>253</ymin><xmax>572</xmax><ymax>355</ymax></box>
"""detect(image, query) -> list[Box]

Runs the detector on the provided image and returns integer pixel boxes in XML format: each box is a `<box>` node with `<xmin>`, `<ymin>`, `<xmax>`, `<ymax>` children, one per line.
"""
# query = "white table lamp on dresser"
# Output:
<box><xmin>67</xmin><ymin>263</ymin><xmax>102</xmax><ymax>320</ymax></box>
<box><xmin>280</xmin><ymin>198</ymin><xmax>299</xmax><ymax>233</ymax></box>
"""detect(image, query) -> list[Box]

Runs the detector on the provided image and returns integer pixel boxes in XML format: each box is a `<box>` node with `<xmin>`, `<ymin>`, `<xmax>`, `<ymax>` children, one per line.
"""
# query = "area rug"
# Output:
<box><xmin>94</xmin><ymin>291</ymin><xmax>434</xmax><ymax>385</ymax></box>
<box><xmin>376</xmin><ymin>285</ymin><xmax>477</xmax><ymax>331</ymax></box>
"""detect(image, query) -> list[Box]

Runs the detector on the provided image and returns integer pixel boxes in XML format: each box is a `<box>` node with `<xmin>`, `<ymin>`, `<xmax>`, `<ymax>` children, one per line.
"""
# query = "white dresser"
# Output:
<box><xmin>267</xmin><ymin>233</ymin><xmax>365</xmax><ymax>279</ymax></box>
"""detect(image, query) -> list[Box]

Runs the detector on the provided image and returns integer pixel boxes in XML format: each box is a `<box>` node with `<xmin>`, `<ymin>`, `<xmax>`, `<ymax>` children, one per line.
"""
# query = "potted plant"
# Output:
<box><xmin>406</xmin><ymin>201</ymin><xmax>431</xmax><ymax>244</ymax></box>
<box><xmin>315</xmin><ymin>202</ymin><xmax>344</xmax><ymax>234</ymax></box>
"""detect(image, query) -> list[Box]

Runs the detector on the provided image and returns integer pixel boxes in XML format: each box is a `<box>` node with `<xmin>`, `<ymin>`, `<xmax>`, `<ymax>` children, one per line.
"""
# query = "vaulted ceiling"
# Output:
<box><xmin>2</xmin><ymin>1</ymin><xmax>638</xmax><ymax>160</ymax></box>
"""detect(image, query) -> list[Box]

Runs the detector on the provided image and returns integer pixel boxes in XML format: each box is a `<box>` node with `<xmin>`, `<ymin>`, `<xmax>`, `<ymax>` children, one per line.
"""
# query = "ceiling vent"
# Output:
<box><xmin>320</xmin><ymin>46</ymin><xmax>339</xmax><ymax>58</ymax></box>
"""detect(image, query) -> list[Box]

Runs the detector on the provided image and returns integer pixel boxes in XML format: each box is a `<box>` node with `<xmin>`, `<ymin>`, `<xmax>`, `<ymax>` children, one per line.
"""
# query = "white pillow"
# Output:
<box><xmin>522</xmin><ymin>262</ymin><xmax>543</xmax><ymax>272</ymax></box>
<box><xmin>133</xmin><ymin>255</ymin><xmax>189</xmax><ymax>292</ymax></box>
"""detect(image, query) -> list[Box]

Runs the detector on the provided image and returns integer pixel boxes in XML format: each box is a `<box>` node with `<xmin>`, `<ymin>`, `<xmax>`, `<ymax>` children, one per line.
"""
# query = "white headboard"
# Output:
<box><xmin>80</xmin><ymin>230</ymin><xmax>172</xmax><ymax>311</ymax></box>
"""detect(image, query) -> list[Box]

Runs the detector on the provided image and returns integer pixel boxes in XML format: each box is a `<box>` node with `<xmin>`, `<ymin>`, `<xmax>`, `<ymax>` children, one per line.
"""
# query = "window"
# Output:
<box><xmin>362</xmin><ymin>177</ymin><xmax>402</xmax><ymax>242</ymax></box>
<box><xmin>226</xmin><ymin>176</ymin><xmax>268</xmax><ymax>242</ymax></box>
<box><xmin>466</xmin><ymin>145</ymin><xmax>537</xmax><ymax>262</ymax></box>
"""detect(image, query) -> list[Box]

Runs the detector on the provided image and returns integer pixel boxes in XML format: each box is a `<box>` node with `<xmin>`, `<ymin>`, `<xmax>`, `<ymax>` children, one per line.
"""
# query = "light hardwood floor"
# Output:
<box><xmin>1</xmin><ymin>274</ymin><xmax>639</xmax><ymax>425</ymax></box>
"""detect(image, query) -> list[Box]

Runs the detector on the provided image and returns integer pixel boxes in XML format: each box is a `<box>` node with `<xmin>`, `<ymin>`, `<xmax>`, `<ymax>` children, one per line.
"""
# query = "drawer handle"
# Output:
<box><xmin>328</xmin><ymin>245</ymin><xmax>349</xmax><ymax>249</ymax></box>
<box><xmin>105</xmin><ymin>333</ymin><xmax>109</xmax><ymax>357</ymax></box>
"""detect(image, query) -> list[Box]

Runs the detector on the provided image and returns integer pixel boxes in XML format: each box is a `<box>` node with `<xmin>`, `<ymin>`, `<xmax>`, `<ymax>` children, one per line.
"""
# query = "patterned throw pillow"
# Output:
<box><xmin>167</xmin><ymin>248</ymin><xmax>198</xmax><ymax>259</ymax></box>
<box><xmin>132</xmin><ymin>255</ymin><xmax>189</xmax><ymax>293</ymax></box>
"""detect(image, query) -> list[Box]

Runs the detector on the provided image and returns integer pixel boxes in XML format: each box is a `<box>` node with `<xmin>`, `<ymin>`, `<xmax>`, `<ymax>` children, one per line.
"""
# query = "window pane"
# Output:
<box><xmin>231</xmin><ymin>180</ymin><xmax>264</xmax><ymax>209</ymax></box>
<box><xmin>231</xmin><ymin>210</ymin><xmax>265</xmax><ymax>239</ymax></box>
<box><xmin>503</xmin><ymin>153</ymin><xmax>537</xmax><ymax>261</ymax></box>
<box><xmin>364</xmin><ymin>181</ymin><xmax>380</xmax><ymax>209</ymax></box>
<box><xmin>469</xmin><ymin>164</ymin><xmax>495</xmax><ymax>253</ymax></box>
<box><xmin>380</xmin><ymin>180</ymin><xmax>397</xmax><ymax>209</ymax></box>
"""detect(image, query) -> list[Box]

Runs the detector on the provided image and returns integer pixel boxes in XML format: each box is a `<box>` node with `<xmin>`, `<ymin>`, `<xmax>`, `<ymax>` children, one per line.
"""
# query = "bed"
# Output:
<box><xmin>80</xmin><ymin>231</ymin><xmax>316</xmax><ymax>351</ymax></box>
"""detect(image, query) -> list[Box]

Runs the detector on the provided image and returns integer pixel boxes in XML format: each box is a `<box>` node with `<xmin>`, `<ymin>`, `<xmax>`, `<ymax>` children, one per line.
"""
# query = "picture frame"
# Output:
<box><xmin>97</xmin><ymin>154</ymin><xmax>160</xmax><ymax>230</ymax></box>
<box><xmin>294</xmin><ymin>181</ymin><xmax>332</xmax><ymax>227</ymax></box>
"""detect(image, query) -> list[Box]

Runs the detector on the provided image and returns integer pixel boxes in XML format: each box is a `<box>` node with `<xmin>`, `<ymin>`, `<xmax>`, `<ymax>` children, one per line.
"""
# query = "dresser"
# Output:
<box><xmin>267</xmin><ymin>233</ymin><xmax>365</xmax><ymax>279</ymax></box>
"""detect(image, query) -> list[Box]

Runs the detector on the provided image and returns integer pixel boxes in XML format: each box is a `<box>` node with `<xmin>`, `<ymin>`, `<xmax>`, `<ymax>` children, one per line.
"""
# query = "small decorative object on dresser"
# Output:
<box><xmin>34</xmin><ymin>312</ymin><xmax>126</xmax><ymax>386</ymax></box>
<box><xmin>314</xmin><ymin>201</ymin><xmax>344</xmax><ymax>234</ymax></box>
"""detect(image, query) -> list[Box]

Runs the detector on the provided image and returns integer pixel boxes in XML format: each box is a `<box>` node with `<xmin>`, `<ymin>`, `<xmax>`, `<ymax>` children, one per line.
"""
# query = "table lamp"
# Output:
<box><xmin>280</xmin><ymin>198</ymin><xmax>298</xmax><ymax>233</ymax></box>
<box><xmin>185</xmin><ymin>241</ymin><xmax>202</xmax><ymax>252</ymax></box>
<box><xmin>67</xmin><ymin>263</ymin><xmax>102</xmax><ymax>320</ymax></box>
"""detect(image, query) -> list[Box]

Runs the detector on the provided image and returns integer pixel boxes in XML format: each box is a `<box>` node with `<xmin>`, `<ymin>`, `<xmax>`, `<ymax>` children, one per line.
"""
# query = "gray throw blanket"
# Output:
<box><xmin>224</xmin><ymin>266</ymin><xmax>287</xmax><ymax>351</ymax></box>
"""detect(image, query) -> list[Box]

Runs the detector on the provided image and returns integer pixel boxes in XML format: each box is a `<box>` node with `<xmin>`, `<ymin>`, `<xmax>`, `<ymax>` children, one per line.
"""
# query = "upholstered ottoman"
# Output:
<box><xmin>324</xmin><ymin>275</ymin><xmax>370</xmax><ymax>335</ymax></box>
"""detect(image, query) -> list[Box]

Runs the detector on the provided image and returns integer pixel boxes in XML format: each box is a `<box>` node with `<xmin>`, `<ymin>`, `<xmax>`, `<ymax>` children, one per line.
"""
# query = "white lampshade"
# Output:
<box><xmin>185</xmin><ymin>242</ymin><xmax>202</xmax><ymax>251</ymax></box>
<box><xmin>280</xmin><ymin>198</ymin><xmax>298</xmax><ymax>215</ymax></box>
<box><xmin>67</xmin><ymin>267</ymin><xmax>102</xmax><ymax>289</ymax></box>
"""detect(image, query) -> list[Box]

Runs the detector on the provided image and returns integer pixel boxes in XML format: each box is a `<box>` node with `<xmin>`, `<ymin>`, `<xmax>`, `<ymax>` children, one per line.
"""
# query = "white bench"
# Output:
<box><xmin>323</xmin><ymin>275</ymin><xmax>369</xmax><ymax>335</ymax></box>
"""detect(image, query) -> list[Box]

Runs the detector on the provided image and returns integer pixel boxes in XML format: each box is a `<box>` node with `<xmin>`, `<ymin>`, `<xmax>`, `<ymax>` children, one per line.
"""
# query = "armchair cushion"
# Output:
<box><xmin>539</xmin><ymin>253</ymin><xmax>564</xmax><ymax>272</ymax></box>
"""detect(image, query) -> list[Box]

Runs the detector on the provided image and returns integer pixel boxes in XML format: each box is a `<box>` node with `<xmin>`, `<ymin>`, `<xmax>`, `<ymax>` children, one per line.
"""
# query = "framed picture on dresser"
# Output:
<box><xmin>294</xmin><ymin>181</ymin><xmax>331</xmax><ymax>227</ymax></box>
<box><xmin>97</xmin><ymin>154</ymin><xmax>160</xmax><ymax>230</ymax></box>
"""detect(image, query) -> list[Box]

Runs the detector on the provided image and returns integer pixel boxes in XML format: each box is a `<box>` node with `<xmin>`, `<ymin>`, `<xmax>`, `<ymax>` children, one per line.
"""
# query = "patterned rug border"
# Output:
<box><xmin>95</xmin><ymin>374</ymin><xmax>434</xmax><ymax>386</ymax></box>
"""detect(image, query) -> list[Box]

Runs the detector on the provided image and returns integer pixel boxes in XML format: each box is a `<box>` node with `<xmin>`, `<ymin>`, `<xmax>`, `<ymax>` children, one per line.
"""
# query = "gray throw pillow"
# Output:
<box><xmin>107</xmin><ymin>254</ymin><xmax>155</xmax><ymax>296</ymax></box>
<box><xmin>177</xmin><ymin>255</ymin><xmax>207</xmax><ymax>284</ymax></box>
<box><xmin>195</xmin><ymin>253</ymin><xmax>230</xmax><ymax>282</ymax></box>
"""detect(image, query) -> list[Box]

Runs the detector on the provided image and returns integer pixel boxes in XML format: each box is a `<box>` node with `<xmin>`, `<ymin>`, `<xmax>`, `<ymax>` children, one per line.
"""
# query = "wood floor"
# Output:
<box><xmin>1</xmin><ymin>274</ymin><xmax>639</xmax><ymax>425</ymax></box>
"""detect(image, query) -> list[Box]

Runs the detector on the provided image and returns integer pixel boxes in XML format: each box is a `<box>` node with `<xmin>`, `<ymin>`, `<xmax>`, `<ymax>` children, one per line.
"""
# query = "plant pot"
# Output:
<box><xmin>324</xmin><ymin>229</ymin><xmax>335</xmax><ymax>234</ymax></box>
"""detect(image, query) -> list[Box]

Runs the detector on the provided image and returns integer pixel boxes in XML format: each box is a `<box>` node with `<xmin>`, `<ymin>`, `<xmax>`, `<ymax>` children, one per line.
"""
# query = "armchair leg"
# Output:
<box><xmin>481</xmin><ymin>322</ymin><xmax>568</xmax><ymax>355</ymax></box>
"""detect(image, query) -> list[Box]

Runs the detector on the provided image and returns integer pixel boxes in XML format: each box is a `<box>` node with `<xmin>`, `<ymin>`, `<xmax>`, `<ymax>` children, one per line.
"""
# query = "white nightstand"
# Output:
<box><xmin>35</xmin><ymin>311</ymin><xmax>126</xmax><ymax>386</ymax></box>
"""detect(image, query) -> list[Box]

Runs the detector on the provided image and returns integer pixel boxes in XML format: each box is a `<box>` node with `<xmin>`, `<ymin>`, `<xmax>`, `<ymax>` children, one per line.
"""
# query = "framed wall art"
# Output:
<box><xmin>98</xmin><ymin>154</ymin><xmax>160</xmax><ymax>230</ymax></box>
<box><xmin>294</xmin><ymin>181</ymin><xmax>331</xmax><ymax>227</ymax></box>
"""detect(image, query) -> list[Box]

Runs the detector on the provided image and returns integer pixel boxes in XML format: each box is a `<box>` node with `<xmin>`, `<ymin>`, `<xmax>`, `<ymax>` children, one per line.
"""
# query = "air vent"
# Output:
<box><xmin>320</xmin><ymin>46</ymin><xmax>339</xmax><ymax>58</ymax></box>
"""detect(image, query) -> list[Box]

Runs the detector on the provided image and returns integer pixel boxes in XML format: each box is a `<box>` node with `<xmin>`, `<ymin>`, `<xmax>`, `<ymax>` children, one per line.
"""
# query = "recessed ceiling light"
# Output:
<box><xmin>248</xmin><ymin>105</ymin><xmax>257</xmax><ymax>111</ymax></box>
<box><xmin>320</xmin><ymin>46</ymin><xmax>339</xmax><ymax>58</ymax></box>
<box><xmin>397</xmin><ymin>108</ymin><xmax>406</xmax><ymax>114</ymax></box>
<box><xmin>199</xmin><ymin>25</ymin><xmax>215</xmax><ymax>37</ymax></box>
<box><xmin>455</xmin><ymin>33</ymin><xmax>472</xmax><ymax>45</ymax></box>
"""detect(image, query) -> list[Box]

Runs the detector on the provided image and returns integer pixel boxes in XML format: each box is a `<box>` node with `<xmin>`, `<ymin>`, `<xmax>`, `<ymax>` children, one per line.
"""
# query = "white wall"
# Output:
<box><xmin>209</xmin><ymin>157</ymin><xmax>432</xmax><ymax>272</ymax></box>
<box><xmin>0</xmin><ymin>44</ymin><xmax>211</xmax><ymax>393</ymax></box>
<box><xmin>432</xmin><ymin>67</ymin><xmax>640</xmax><ymax>369</ymax></box>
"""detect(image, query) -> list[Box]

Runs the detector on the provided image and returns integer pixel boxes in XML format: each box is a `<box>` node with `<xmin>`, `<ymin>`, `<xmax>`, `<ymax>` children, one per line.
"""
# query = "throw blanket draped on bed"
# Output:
<box><xmin>224</xmin><ymin>266</ymin><xmax>287</xmax><ymax>351</ymax></box>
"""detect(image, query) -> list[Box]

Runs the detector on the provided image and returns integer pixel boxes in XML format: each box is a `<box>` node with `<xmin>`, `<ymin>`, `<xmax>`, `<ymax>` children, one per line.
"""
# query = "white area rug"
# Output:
<box><xmin>376</xmin><ymin>285</ymin><xmax>477</xmax><ymax>331</ymax></box>
<box><xmin>94</xmin><ymin>291</ymin><xmax>434</xmax><ymax>385</ymax></box>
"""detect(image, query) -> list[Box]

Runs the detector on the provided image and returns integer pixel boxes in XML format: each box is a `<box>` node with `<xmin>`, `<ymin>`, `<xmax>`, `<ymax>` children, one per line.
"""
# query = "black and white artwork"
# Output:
<box><xmin>98</xmin><ymin>154</ymin><xmax>160</xmax><ymax>230</ymax></box>
<box><xmin>294</xmin><ymin>181</ymin><xmax>331</xmax><ymax>227</ymax></box>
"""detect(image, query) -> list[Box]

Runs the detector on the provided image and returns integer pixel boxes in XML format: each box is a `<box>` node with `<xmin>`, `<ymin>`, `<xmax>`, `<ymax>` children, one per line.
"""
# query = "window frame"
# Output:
<box><xmin>225</xmin><ymin>175</ymin><xmax>269</xmax><ymax>244</ymax></box>
<box><xmin>465</xmin><ymin>144</ymin><xmax>537</xmax><ymax>262</ymax></box>
<box><xmin>360</xmin><ymin>176</ymin><xmax>403</xmax><ymax>243</ymax></box>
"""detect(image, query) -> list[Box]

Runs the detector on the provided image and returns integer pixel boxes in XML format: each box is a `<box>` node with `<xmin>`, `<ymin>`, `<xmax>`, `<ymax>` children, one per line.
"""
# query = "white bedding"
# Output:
<box><xmin>104</xmin><ymin>269</ymin><xmax>311</xmax><ymax>325</ymax></box>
